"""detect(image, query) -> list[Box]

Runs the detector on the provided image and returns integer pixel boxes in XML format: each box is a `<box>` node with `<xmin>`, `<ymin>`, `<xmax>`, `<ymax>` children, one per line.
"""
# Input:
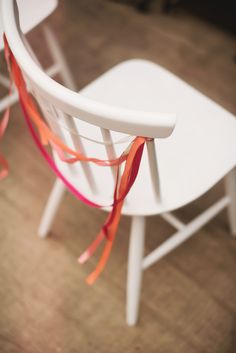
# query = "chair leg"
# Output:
<box><xmin>126</xmin><ymin>216</ymin><xmax>146</xmax><ymax>326</ymax></box>
<box><xmin>224</xmin><ymin>167</ymin><xmax>236</xmax><ymax>236</ymax></box>
<box><xmin>41</xmin><ymin>24</ymin><xmax>77</xmax><ymax>91</ymax></box>
<box><xmin>38</xmin><ymin>178</ymin><xmax>66</xmax><ymax>238</ymax></box>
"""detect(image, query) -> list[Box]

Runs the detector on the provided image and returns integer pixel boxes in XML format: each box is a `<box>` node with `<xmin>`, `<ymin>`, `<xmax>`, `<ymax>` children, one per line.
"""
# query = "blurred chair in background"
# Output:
<box><xmin>0</xmin><ymin>0</ymin><xmax>77</xmax><ymax>116</ymax></box>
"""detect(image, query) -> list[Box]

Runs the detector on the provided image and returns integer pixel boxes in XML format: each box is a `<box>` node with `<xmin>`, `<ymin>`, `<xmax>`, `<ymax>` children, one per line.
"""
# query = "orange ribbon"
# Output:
<box><xmin>3</xmin><ymin>35</ymin><xmax>150</xmax><ymax>284</ymax></box>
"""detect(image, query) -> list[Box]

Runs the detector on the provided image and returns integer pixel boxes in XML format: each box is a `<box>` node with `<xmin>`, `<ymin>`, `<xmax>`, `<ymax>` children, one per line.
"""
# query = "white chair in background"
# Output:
<box><xmin>2</xmin><ymin>0</ymin><xmax>236</xmax><ymax>326</ymax></box>
<box><xmin>0</xmin><ymin>0</ymin><xmax>77</xmax><ymax>115</ymax></box>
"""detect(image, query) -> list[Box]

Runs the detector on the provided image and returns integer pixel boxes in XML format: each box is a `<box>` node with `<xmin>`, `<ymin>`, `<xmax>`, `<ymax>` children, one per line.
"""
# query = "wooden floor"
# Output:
<box><xmin>1</xmin><ymin>1</ymin><xmax>236</xmax><ymax>352</ymax></box>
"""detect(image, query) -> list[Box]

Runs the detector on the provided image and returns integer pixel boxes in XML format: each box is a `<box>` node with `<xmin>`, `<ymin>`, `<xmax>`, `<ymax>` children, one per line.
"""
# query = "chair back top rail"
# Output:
<box><xmin>1</xmin><ymin>0</ymin><xmax>176</xmax><ymax>139</ymax></box>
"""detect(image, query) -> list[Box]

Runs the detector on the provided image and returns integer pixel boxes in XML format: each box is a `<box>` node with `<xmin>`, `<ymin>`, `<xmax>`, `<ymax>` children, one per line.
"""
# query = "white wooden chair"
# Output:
<box><xmin>0</xmin><ymin>0</ymin><xmax>77</xmax><ymax>115</ymax></box>
<box><xmin>2</xmin><ymin>0</ymin><xmax>236</xmax><ymax>326</ymax></box>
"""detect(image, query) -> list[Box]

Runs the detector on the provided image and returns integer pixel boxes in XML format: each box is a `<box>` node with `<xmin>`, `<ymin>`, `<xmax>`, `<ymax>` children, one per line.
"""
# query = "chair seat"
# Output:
<box><xmin>0</xmin><ymin>0</ymin><xmax>57</xmax><ymax>51</ymax></box>
<box><xmin>54</xmin><ymin>59</ymin><xmax>236</xmax><ymax>216</ymax></box>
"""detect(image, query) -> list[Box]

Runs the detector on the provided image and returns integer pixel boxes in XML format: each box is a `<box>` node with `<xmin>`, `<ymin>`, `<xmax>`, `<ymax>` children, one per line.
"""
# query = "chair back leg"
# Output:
<box><xmin>38</xmin><ymin>178</ymin><xmax>66</xmax><ymax>238</ymax></box>
<box><xmin>126</xmin><ymin>216</ymin><xmax>146</xmax><ymax>326</ymax></box>
<box><xmin>225</xmin><ymin>167</ymin><xmax>236</xmax><ymax>236</ymax></box>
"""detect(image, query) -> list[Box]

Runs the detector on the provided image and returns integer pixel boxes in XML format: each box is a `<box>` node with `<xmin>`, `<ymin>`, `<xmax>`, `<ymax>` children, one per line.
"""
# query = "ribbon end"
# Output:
<box><xmin>78</xmin><ymin>251</ymin><xmax>90</xmax><ymax>264</ymax></box>
<box><xmin>86</xmin><ymin>272</ymin><xmax>97</xmax><ymax>285</ymax></box>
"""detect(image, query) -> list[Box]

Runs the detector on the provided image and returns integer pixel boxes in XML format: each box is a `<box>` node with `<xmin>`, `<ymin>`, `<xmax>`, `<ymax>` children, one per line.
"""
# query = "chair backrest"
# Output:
<box><xmin>2</xmin><ymin>0</ymin><xmax>177</xmax><ymax>198</ymax></box>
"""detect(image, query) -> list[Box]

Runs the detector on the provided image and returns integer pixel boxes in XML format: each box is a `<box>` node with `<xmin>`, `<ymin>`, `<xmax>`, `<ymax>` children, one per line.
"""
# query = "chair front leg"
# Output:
<box><xmin>126</xmin><ymin>216</ymin><xmax>146</xmax><ymax>326</ymax></box>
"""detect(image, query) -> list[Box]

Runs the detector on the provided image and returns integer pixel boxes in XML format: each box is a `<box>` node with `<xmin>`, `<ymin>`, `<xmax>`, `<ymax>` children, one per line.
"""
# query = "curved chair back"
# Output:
<box><xmin>2</xmin><ymin>0</ymin><xmax>177</xmax><ymax>197</ymax></box>
<box><xmin>2</xmin><ymin>0</ymin><xmax>176</xmax><ymax>138</ymax></box>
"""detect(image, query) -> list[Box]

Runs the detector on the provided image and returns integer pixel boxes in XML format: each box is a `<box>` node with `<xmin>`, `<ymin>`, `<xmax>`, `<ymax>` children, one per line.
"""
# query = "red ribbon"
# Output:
<box><xmin>3</xmin><ymin>35</ymin><xmax>149</xmax><ymax>284</ymax></box>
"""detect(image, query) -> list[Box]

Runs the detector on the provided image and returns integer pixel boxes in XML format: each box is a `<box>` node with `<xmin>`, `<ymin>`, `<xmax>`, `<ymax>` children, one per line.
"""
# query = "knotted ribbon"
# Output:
<box><xmin>2</xmin><ymin>34</ymin><xmax>150</xmax><ymax>284</ymax></box>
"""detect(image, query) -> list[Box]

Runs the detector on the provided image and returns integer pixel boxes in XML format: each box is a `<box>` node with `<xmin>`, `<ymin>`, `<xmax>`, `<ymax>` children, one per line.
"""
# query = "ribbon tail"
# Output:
<box><xmin>0</xmin><ymin>103</ymin><xmax>10</xmax><ymax>181</ymax></box>
<box><xmin>0</xmin><ymin>153</ymin><xmax>9</xmax><ymax>180</ymax></box>
<box><xmin>86</xmin><ymin>236</ymin><xmax>115</xmax><ymax>285</ymax></box>
<box><xmin>0</xmin><ymin>108</ymin><xmax>10</xmax><ymax>139</ymax></box>
<box><xmin>78</xmin><ymin>230</ymin><xmax>106</xmax><ymax>264</ymax></box>
<box><xmin>82</xmin><ymin>137</ymin><xmax>146</xmax><ymax>284</ymax></box>
<box><xmin>86</xmin><ymin>204</ymin><xmax>123</xmax><ymax>285</ymax></box>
